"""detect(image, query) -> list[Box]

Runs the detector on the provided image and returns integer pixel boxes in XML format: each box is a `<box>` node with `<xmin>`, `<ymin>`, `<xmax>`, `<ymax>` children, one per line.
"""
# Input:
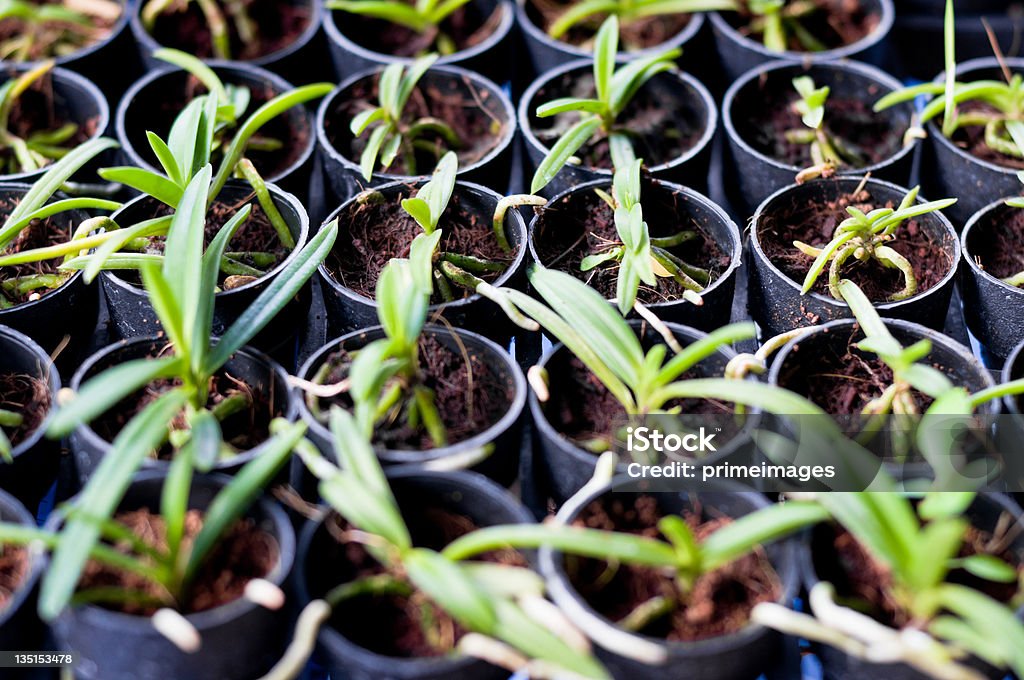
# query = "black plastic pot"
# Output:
<box><xmin>317</xmin><ymin>65</ymin><xmax>515</xmax><ymax>203</ymax></box>
<box><xmin>100</xmin><ymin>179</ymin><xmax>310</xmax><ymax>358</ymax></box>
<box><xmin>708</xmin><ymin>0</ymin><xmax>894</xmax><ymax>82</ymax></box>
<box><xmin>0</xmin><ymin>184</ymin><xmax>99</xmax><ymax>364</ymax></box>
<box><xmin>802</xmin><ymin>492</ymin><xmax>1024</xmax><ymax>680</ymax></box>
<box><xmin>528</xmin><ymin>177</ymin><xmax>741</xmax><ymax>332</ymax></box>
<box><xmin>0</xmin><ymin>489</ymin><xmax>45</xmax><ymax>654</ymax></box>
<box><xmin>0</xmin><ymin>326</ymin><xmax>60</xmax><ymax>511</ymax></box>
<box><xmin>67</xmin><ymin>336</ymin><xmax>296</xmax><ymax>485</ymax></box>
<box><xmin>531</xmin><ymin>320</ymin><xmax>755</xmax><ymax>503</ymax></box>
<box><xmin>115</xmin><ymin>62</ymin><xmax>316</xmax><ymax>198</ymax></box>
<box><xmin>50</xmin><ymin>470</ymin><xmax>296</xmax><ymax>680</ymax></box>
<box><xmin>129</xmin><ymin>0</ymin><xmax>329</xmax><ymax>85</ymax></box>
<box><xmin>540</xmin><ymin>478</ymin><xmax>803</xmax><ymax>680</ymax></box>
<box><xmin>959</xmin><ymin>199</ymin><xmax>1024</xmax><ymax>361</ymax></box>
<box><xmin>296</xmin><ymin>324</ymin><xmax>526</xmax><ymax>488</ymax></box>
<box><xmin>748</xmin><ymin>177</ymin><xmax>960</xmax><ymax>339</ymax></box>
<box><xmin>0</xmin><ymin>64</ymin><xmax>109</xmax><ymax>185</ymax></box>
<box><xmin>295</xmin><ymin>468</ymin><xmax>533</xmax><ymax>680</ymax></box>
<box><xmin>519</xmin><ymin>59</ymin><xmax>716</xmax><ymax>198</ymax></box>
<box><xmin>922</xmin><ymin>58</ymin><xmax>1024</xmax><ymax>230</ymax></box>
<box><xmin>324</xmin><ymin>0</ymin><xmax>515</xmax><ymax>85</ymax></box>
<box><xmin>317</xmin><ymin>179</ymin><xmax>527</xmax><ymax>342</ymax></box>
<box><xmin>723</xmin><ymin>59</ymin><xmax>918</xmax><ymax>217</ymax></box>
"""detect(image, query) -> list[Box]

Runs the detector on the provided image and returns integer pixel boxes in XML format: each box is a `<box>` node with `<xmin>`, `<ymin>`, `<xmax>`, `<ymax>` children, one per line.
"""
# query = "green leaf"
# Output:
<box><xmin>546</xmin><ymin>0</ymin><xmax>617</xmax><ymax>39</ymax></box>
<box><xmin>918</xmin><ymin>492</ymin><xmax>975</xmax><ymax>520</ymax></box>
<box><xmin>319</xmin><ymin>473</ymin><xmax>411</xmax><ymax>550</ymax></box>
<box><xmin>376</xmin><ymin>258</ymin><xmax>427</xmax><ymax>348</ymax></box>
<box><xmin>350</xmin><ymin>107</ymin><xmax>386</xmax><ymax>136</ymax></box>
<box><xmin>956</xmin><ymin>554</ymin><xmax>1019</xmax><ymax>583</ymax></box>
<box><xmin>161</xmin><ymin>429</ymin><xmax>194</xmax><ymax>567</ymax></box>
<box><xmin>530</xmin><ymin>117</ymin><xmax>602</xmax><ymax>194</ymax></box>
<box><xmin>189</xmin><ymin>408</ymin><xmax>222</xmax><ymax>474</ymax></box>
<box><xmin>165</xmin><ymin>97</ymin><xmax>208</xmax><ymax>184</ymax></box>
<box><xmin>404</xmin><ymin>548</ymin><xmax>497</xmax><ymax>634</ymax></box>
<box><xmin>146</xmin><ymin>131</ymin><xmax>185</xmax><ymax>187</ymax></box>
<box><xmin>580</xmin><ymin>249</ymin><xmax>621</xmax><ymax>271</ymax></box>
<box><xmin>98</xmin><ymin>167</ymin><xmax>184</xmax><ymax>207</ymax></box>
<box><xmin>360</xmin><ymin>123</ymin><xmax>392</xmax><ymax>181</ymax></box>
<box><xmin>941</xmin><ymin>0</ymin><xmax>957</xmax><ymax>138</ymax></box>
<box><xmin>935</xmin><ymin>584</ymin><xmax>1024</xmax><ymax>678</ymax></box>
<box><xmin>702</xmin><ymin>502</ymin><xmax>829</xmax><ymax>571</ymax></box>
<box><xmin>906</xmin><ymin>516</ymin><xmax>967</xmax><ymax>593</ymax></box>
<box><xmin>327</xmin><ymin>0</ymin><xmax>429</xmax><ymax>31</ymax></box>
<box><xmin>139</xmin><ymin>262</ymin><xmax>187</xmax><ymax>351</ymax></box>
<box><xmin>655</xmin><ymin>321</ymin><xmax>757</xmax><ymax>387</ymax></box>
<box><xmin>414</xmin><ymin>151</ymin><xmax>458</xmax><ymax>231</ymax></box>
<box><xmin>83</xmin><ymin>216</ymin><xmax>172</xmax><ymax>284</ymax></box>
<box><xmin>593</xmin><ymin>16</ymin><xmax>617</xmax><ymax>104</ymax></box>
<box><xmin>608</xmin><ymin>49</ymin><xmax>679</xmax><ymax>117</ymax></box>
<box><xmin>154</xmin><ymin>48</ymin><xmax>228</xmax><ymax>103</ymax></box>
<box><xmin>409</xmin><ymin>230</ymin><xmax>442</xmax><ymax>292</ymax></box>
<box><xmin>395</xmin><ymin>53</ymin><xmax>438</xmax><ymax>112</ymax></box>
<box><xmin>535</xmin><ymin>98</ymin><xmax>606</xmax><ymax>118</ymax></box>
<box><xmin>401</xmin><ymin>197</ymin><xmax>433</xmax><ymax>232</ymax></box>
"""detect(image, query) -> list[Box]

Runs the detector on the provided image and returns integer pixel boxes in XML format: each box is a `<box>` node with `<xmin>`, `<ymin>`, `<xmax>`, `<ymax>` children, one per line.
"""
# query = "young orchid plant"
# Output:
<box><xmin>542</xmin><ymin>0</ymin><xmax>737</xmax><ymax>43</ymax></box>
<box><xmin>530</xmin><ymin>16</ymin><xmax>679</xmax><ymax>193</ymax></box>
<box><xmin>0</xmin><ymin>61</ymin><xmax>84</xmax><ymax>175</ymax></box>
<box><xmin>0</xmin><ymin>0</ymin><xmax>121</xmax><ymax>62</ymax></box>
<box><xmin>746</xmin><ymin>0</ymin><xmax>827</xmax><ymax>53</ymax></box>
<box><xmin>139</xmin><ymin>0</ymin><xmax>260</xmax><ymax>60</ymax></box>
<box><xmin>787</xmin><ymin>76</ymin><xmax>866</xmax><ymax>183</ymax></box>
<box><xmin>325</xmin><ymin>0</ymin><xmax>479</xmax><ymax>55</ymax></box>
<box><xmin>794</xmin><ymin>185</ymin><xmax>955</xmax><ymax>301</ymax></box>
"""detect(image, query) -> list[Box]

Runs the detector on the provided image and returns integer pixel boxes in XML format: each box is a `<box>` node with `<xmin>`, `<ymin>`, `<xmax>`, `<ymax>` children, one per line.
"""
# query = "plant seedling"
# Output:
<box><xmin>786</xmin><ymin>76</ymin><xmax>866</xmax><ymax>183</ymax></box>
<box><xmin>579</xmin><ymin>158</ymin><xmax>707</xmax><ymax>313</ymax></box>
<box><xmin>0</xmin><ymin>416</ymin><xmax>307</xmax><ymax>621</ymax></box>
<box><xmin>755</xmin><ymin>491</ymin><xmax>1024</xmax><ymax>680</ymax></box>
<box><xmin>139</xmin><ymin>0</ymin><xmax>261</xmax><ymax>60</ymax></box>
<box><xmin>793</xmin><ymin>185</ymin><xmax>955</xmax><ymax>301</ymax></box>
<box><xmin>746</xmin><ymin>0</ymin><xmax>826</xmax><ymax>53</ymax></box>
<box><xmin>530</xmin><ymin>16</ymin><xmax>680</xmax><ymax>194</ymax></box>
<box><xmin>0</xmin><ymin>0</ymin><xmax>121</xmax><ymax>62</ymax></box>
<box><xmin>543</xmin><ymin>0</ymin><xmax>738</xmax><ymax>42</ymax></box>
<box><xmin>349</xmin><ymin>53</ymin><xmax>465</xmax><ymax>182</ymax></box>
<box><xmin>326</xmin><ymin>0</ymin><xmax>479</xmax><ymax>55</ymax></box>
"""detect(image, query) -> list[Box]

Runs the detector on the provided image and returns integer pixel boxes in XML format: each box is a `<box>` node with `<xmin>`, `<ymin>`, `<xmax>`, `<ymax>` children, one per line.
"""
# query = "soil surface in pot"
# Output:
<box><xmin>531</xmin><ymin>71</ymin><xmax>702</xmax><ymax>170</ymax></box>
<box><xmin>88</xmin><ymin>346</ymin><xmax>284</xmax><ymax>459</ymax></box>
<box><xmin>2</xmin><ymin>73</ymin><xmax>97</xmax><ymax>174</ymax></box>
<box><xmin>567</xmin><ymin>494</ymin><xmax>781</xmax><ymax>640</ymax></box>
<box><xmin>310</xmin><ymin>335</ymin><xmax>512</xmax><ymax>450</ymax></box>
<box><xmin>524</xmin><ymin>0</ymin><xmax>690</xmax><ymax>50</ymax></box>
<box><xmin>116</xmin><ymin>194</ymin><xmax>290</xmax><ymax>289</ymax></box>
<box><xmin>0</xmin><ymin>544</ymin><xmax>29</xmax><ymax>612</ymax></box>
<box><xmin>734</xmin><ymin>82</ymin><xmax>904</xmax><ymax>168</ymax></box>
<box><xmin>149</xmin><ymin>0</ymin><xmax>312</xmax><ymax>60</ymax></box>
<box><xmin>0</xmin><ymin>196</ymin><xmax>76</xmax><ymax>306</ymax></box>
<box><xmin>533</xmin><ymin>179</ymin><xmax>730</xmax><ymax>304</ymax></box>
<box><xmin>324</xmin><ymin>190</ymin><xmax>511</xmax><ymax>301</ymax></box>
<box><xmin>726</xmin><ymin>0</ymin><xmax>880</xmax><ymax>51</ymax></box>
<box><xmin>0</xmin><ymin>371</ymin><xmax>50</xmax><ymax>447</ymax></box>
<box><xmin>328</xmin><ymin>75</ymin><xmax>507</xmax><ymax>177</ymax></box>
<box><xmin>78</xmin><ymin>508</ymin><xmax>278</xmax><ymax>616</ymax></box>
<box><xmin>309</xmin><ymin>506</ymin><xmax>525</xmax><ymax>658</ymax></box>
<box><xmin>0</xmin><ymin>0</ymin><xmax>120</xmax><ymax>62</ymax></box>
<box><xmin>334</xmin><ymin>1</ymin><xmax>503</xmax><ymax>57</ymax></box>
<box><xmin>967</xmin><ymin>204</ymin><xmax>1024</xmax><ymax>281</ymax></box>
<box><xmin>128</xmin><ymin>74</ymin><xmax>308</xmax><ymax>181</ymax></box>
<box><xmin>757</xmin><ymin>186</ymin><xmax>952</xmax><ymax>302</ymax></box>
<box><xmin>814</xmin><ymin>519</ymin><xmax>1023</xmax><ymax>628</ymax></box>
<box><xmin>943</xmin><ymin>104</ymin><xmax>1024</xmax><ymax>170</ymax></box>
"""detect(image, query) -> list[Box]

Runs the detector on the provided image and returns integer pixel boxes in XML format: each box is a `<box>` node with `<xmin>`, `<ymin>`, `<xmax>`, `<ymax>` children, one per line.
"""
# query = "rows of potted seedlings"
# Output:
<box><xmin>3</xmin><ymin>0</ymin><xmax>1024</xmax><ymax>679</ymax></box>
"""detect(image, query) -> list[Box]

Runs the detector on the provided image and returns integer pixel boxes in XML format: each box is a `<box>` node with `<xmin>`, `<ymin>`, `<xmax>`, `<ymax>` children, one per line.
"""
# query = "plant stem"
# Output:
<box><xmin>236</xmin><ymin>158</ymin><xmax>295</xmax><ymax>249</ymax></box>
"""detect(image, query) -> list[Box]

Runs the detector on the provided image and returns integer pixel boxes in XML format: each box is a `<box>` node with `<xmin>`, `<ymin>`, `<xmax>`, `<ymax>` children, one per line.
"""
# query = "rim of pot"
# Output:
<box><xmin>750</xmin><ymin>176</ymin><xmax>961</xmax><ymax>313</ymax></box>
<box><xmin>518</xmin><ymin>58</ymin><xmax>717</xmax><ymax>178</ymax></box>
<box><xmin>722</xmin><ymin>59</ymin><xmax>918</xmax><ymax>177</ymax></box>
<box><xmin>0</xmin><ymin>182</ymin><xmax>90</xmax><ymax>320</ymax></box>
<box><xmin>961</xmin><ymin>196</ymin><xmax>1024</xmax><ymax>298</ymax></box>
<box><xmin>100</xmin><ymin>179</ymin><xmax>309</xmax><ymax>299</ymax></box>
<box><xmin>528</xmin><ymin>319</ymin><xmax>759</xmax><ymax>471</ymax></box>
<box><xmin>527</xmin><ymin>177</ymin><xmax>742</xmax><ymax>309</ymax></box>
<box><xmin>294</xmin><ymin>467</ymin><xmax>533</xmax><ymax>675</ymax></box>
<box><xmin>768</xmin><ymin>316</ymin><xmax>998</xmax><ymax>412</ymax></box>
<box><xmin>317</xmin><ymin>178</ymin><xmax>527</xmax><ymax>312</ymax></box>
<box><xmin>296</xmin><ymin>323</ymin><xmax>527</xmax><ymax>465</ymax></box>
<box><xmin>129</xmin><ymin>0</ymin><xmax>324</xmax><ymax>68</ymax></box>
<box><xmin>9</xmin><ymin>0</ymin><xmax>131</xmax><ymax>70</ymax></box>
<box><xmin>707</xmin><ymin>0</ymin><xmax>895</xmax><ymax>65</ymax></box>
<box><xmin>513</xmin><ymin>0</ymin><xmax>705</xmax><ymax>62</ymax></box>
<box><xmin>925</xmin><ymin>56</ymin><xmax>1024</xmax><ymax>177</ymax></box>
<box><xmin>68</xmin><ymin>335</ymin><xmax>297</xmax><ymax>471</ymax></box>
<box><xmin>1002</xmin><ymin>339</ymin><xmax>1024</xmax><ymax>415</ymax></box>
<box><xmin>0</xmin><ymin>488</ymin><xmax>44</xmax><ymax>630</ymax></box>
<box><xmin>316</xmin><ymin>63</ymin><xmax>516</xmax><ymax>185</ymax></box>
<box><xmin>115</xmin><ymin>61</ymin><xmax>316</xmax><ymax>184</ymax></box>
<box><xmin>0</xmin><ymin>324</ymin><xmax>61</xmax><ymax>462</ymax></box>
<box><xmin>539</xmin><ymin>475</ymin><xmax>800</xmax><ymax>656</ymax></box>
<box><xmin>0</xmin><ymin>64</ymin><xmax>110</xmax><ymax>184</ymax></box>
<box><xmin>323</xmin><ymin>0</ymin><xmax>515</xmax><ymax>70</ymax></box>
<box><xmin>46</xmin><ymin>468</ymin><xmax>295</xmax><ymax>630</ymax></box>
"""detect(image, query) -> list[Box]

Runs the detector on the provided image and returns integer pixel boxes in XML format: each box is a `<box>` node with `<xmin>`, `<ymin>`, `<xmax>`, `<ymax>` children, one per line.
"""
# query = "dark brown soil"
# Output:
<box><xmin>736</xmin><ymin>83</ymin><xmax>904</xmax><ymax>168</ymax></box>
<box><xmin>335</xmin><ymin>0</ymin><xmax>502</xmax><ymax>57</ymax></box>
<box><xmin>567</xmin><ymin>495</ymin><xmax>782</xmax><ymax>640</ymax></box>
<box><xmin>312</xmin><ymin>506</ymin><xmax>525</xmax><ymax>658</ymax></box>
<box><xmin>533</xmin><ymin>178</ymin><xmax>730</xmax><ymax>304</ymax></box>
<box><xmin>329</xmin><ymin>72</ymin><xmax>507</xmax><ymax>177</ymax></box>
<box><xmin>531</xmin><ymin>70</ymin><xmax>702</xmax><ymax>170</ymax></box>
<box><xmin>0</xmin><ymin>371</ymin><xmax>50</xmax><ymax>447</ymax></box>
<box><xmin>150</xmin><ymin>0</ymin><xmax>311</xmax><ymax>60</ymax></box>
<box><xmin>0</xmin><ymin>544</ymin><xmax>29</xmax><ymax>612</ymax></box>
<box><xmin>945</xmin><ymin>103</ymin><xmax>1024</xmax><ymax>170</ymax></box>
<box><xmin>88</xmin><ymin>344</ymin><xmax>283</xmax><ymax>458</ymax></box>
<box><xmin>0</xmin><ymin>0</ymin><xmax>119</xmax><ymax>62</ymax></box>
<box><xmin>325</xmin><ymin>188</ymin><xmax>510</xmax><ymax>302</ymax></box>
<box><xmin>78</xmin><ymin>508</ymin><xmax>278</xmax><ymax>616</ymax></box>
<box><xmin>2</xmin><ymin>69</ymin><xmax>97</xmax><ymax>174</ymax></box>
<box><xmin>312</xmin><ymin>334</ymin><xmax>512</xmax><ymax>450</ymax></box>
<box><xmin>728</xmin><ymin>0</ymin><xmax>880</xmax><ymax>52</ymax></box>
<box><xmin>0</xmin><ymin>196</ymin><xmax>76</xmax><ymax>305</ymax></box>
<box><xmin>525</xmin><ymin>0</ymin><xmax>690</xmax><ymax>50</ymax></box>
<box><xmin>757</xmin><ymin>185</ymin><xmax>953</xmax><ymax>302</ymax></box>
<box><xmin>967</xmin><ymin>203</ymin><xmax>1024</xmax><ymax>279</ymax></box>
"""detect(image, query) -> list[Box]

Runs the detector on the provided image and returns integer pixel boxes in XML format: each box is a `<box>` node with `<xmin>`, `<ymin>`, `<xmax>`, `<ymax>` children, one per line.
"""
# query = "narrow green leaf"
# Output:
<box><xmin>530</xmin><ymin>117</ymin><xmax>602</xmax><ymax>194</ymax></box>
